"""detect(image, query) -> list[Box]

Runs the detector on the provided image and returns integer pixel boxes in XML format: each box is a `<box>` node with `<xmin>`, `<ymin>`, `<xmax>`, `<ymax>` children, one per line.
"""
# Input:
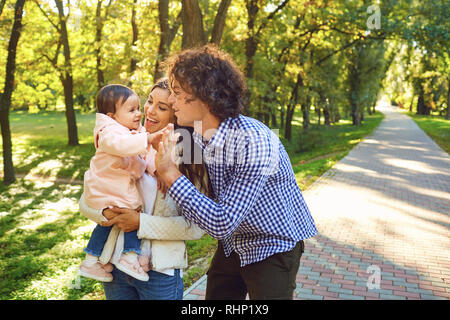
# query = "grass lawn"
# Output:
<box><xmin>0</xmin><ymin>109</ymin><xmax>384</xmax><ymax>299</ymax></box>
<box><xmin>405</xmin><ymin>112</ymin><xmax>450</xmax><ymax>154</ymax></box>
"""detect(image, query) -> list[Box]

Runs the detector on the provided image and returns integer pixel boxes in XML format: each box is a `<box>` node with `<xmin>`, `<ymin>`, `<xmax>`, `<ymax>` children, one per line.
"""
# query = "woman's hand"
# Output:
<box><xmin>101</xmin><ymin>207</ymin><xmax>140</xmax><ymax>232</ymax></box>
<box><xmin>102</xmin><ymin>207</ymin><xmax>120</xmax><ymax>220</ymax></box>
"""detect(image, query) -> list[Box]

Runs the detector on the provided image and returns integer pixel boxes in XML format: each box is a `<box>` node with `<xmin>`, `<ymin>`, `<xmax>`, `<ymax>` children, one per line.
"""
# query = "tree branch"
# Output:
<box><xmin>210</xmin><ymin>0</ymin><xmax>231</xmax><ymax>45</ymax></box>
<box><xmin>33</xmin><ymin>0</ymin><xmax>61</xmax><ymax>32</ymax></box>
<box><xmin>315</xmin><ymin>37</ymin><xmax>362</xmax><ymax>66</ymax></box>
<box><xmin>255</xmin><ymin>0</ymin><xmax>290</xmax><ymax>38</ymax></box>
<box><xmin>0</xmin><ymin>0</ymin><xmax>6</xmax><ymax>17</ymax></box>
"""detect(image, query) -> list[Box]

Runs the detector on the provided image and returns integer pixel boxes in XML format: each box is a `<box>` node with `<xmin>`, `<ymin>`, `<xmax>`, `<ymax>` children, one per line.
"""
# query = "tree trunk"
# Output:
<box><xmin>446</xmin><ymin>77</ymin><xmax>450</xmax><ymax>120</ymax></box>
<box><xmin>352</xmin><ymin>109</ymin><xmax>361</xmax><ymax>125</ymax></box>
<box><xmin>0</xmin><ymin>109</ymin><xmax>14</xmax><ymax>185</ymax></box>
<box><xmin>284</xmin><ymin>72</ymin><xmax>302</xmax><ymax>141</ymax></box>
<box><xmin>155</xmin><ymin>0</ymin><xmax>171</xmax><ymax>80</ymax></box>
<box><xmin>62</xmin><ymin>77</ymin><xmax>78</xmax><ymax>145</ymax></box>
<box><xmin>245</xmin><ymin>0</ymin><xmax>258</xmax><ymax>79</ymax></box>
<box><xmin>154</xmin><ymin>0</ymin><xmax>182</xmax><ymax>80</ymax></box>
<box><xmin>301</xmin><ymin>96</ymin><xmax>310</xmax><ymax>130</ymax></box>
<box><xmin>271</xmin><ymin>112</ymin><xmax>277</xmax><ymax>128</ymax></box>
<box><xmin>351</xmin><ymin>99</ymin><xmax>361</xmax><ymax>125</ymax></box>
<box><xmin>245</xmin><ymin>0</ymin><xmax>289</xmax><ymax>79</ymax></box>
<box><xmin>181</xmin><ymin>0</ymin><xmax>206</xmax><ymax>49</ymax></box>
<box><xmin>317</xmin><ymin>106</ymin><xmax>321</xmax><ymax>125</ymax></box>
<box><xmin>56</xmin><ymin>0</ymin><xmax>78</xmax><ymax>146</ymax></box>
<box><xmin>95</xmin><ymin>0</ymin><xmax>105</xmax><ymax>90</ymax></box>
<box><xmin>349</xmin><ymin>74</ymin><xmax>360</xmax><ymax>125</ymax></box>
<box><xmin>0</xmin><ymin>0</ymin><xmax>25</xmax><ymax>185</ymax></box>
<box><xmin>210</xmin><ymin>0</ymin><xmax>231</xmax><ymax>46</ymax></box>
<box><xmin>263</xmin><ymin>113</ymin><xmax>269</xmax><ymax>126</ymax></box>
<box><xmin>130</xmin><ymin>0</ymin><xmax>138</xmax><ymax>78</ymax></box>
<box><xmin>323</xmin><ymin>108</ymin><xmax>330</xmax><ymax>126</ymax></box>
<box><xmin>285</xmin><ymin>107</ymin><xmax>295</xmax><ymax>141</ymax></box>
<box><xmin>416</xmin><ymin>87</ymin><xmax>426</xmax><ymax>115</ymax></box>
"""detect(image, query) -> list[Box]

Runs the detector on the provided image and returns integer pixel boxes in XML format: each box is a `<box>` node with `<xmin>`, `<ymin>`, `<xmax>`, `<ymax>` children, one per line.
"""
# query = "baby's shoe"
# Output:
<box><xmin>138</xmin><ymin>255</ymin><xmax>151</xmax><ymax>272</ymax></box>
<box><xmin>116</xmin><ymin>252</ymin><xmax>149</xmax><ymax>282</ymax></box>
<box><xmin>79</xmin><ymin>260</ymin><xmax>113</xmax><ymax>282</ymax></box>
<box><xmin>101</xmin><ymin>262</ymin><xmax>114</xmax><ymax>273</ymax></box>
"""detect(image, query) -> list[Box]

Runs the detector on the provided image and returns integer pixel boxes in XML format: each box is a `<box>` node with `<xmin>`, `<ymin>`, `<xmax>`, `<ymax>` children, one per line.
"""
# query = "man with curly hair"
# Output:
<box><xmin>155</xmin><ymin>45</ymin><xmax>317</xmax><ymax>300</ymax></box>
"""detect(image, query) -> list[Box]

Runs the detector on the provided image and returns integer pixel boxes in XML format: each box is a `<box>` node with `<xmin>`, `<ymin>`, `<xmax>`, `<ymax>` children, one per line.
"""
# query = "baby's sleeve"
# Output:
<box><xmin>125</xmin><ymin>156</ymin><xmax>147</xmax><ymax>180</ymax></box>
<box><xmin>144</xmin><ymin>147</ymin><xmax>157</xmax><ymax>177</ymax></box>
<box><xmin>97</xmin><ymin>125</ymin><xmax>148</xmax><ymax>157</ymax></box>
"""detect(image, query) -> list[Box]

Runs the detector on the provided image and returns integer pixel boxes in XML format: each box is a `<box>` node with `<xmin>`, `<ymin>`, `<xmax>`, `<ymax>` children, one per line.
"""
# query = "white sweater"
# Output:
<box><xmin>79</xmin><ymin>173</ymin><xmax>205</xmax><ymax>275</ymax></box>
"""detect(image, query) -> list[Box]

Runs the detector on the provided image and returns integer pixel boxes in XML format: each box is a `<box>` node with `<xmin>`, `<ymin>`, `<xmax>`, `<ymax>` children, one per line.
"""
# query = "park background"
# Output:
<box><xmin>0</xmin><ymin>0</ymin><xmax>448</xmax><ymax>299</ymax></box>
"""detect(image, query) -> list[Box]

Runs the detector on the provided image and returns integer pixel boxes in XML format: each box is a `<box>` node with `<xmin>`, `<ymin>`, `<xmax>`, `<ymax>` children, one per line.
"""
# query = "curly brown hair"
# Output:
<box><xmin>164</xmin><ymin>44</ymin><xmax>247</xmax><ymax>121</ymax></box>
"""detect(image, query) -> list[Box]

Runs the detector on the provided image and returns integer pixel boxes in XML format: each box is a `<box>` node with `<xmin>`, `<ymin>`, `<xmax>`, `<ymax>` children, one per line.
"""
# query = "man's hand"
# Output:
<box><xmin>101</xmin><ymin>207</ymin><xmax>140</xmax><ymax>232</ymax></box>
<box><xmin>154</xmin><ymin>125</ymin><xmax>182</xmax><ymax>188</ymax></box>
<box><xmin>155</xmin><ymin>171</ymin><xmax>168</xmax><ymax>194</ymax></box>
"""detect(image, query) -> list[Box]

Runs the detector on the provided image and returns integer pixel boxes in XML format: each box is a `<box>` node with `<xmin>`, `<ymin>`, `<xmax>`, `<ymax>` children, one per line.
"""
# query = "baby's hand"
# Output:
<box><xmin>147</xmin><ymin>132</ymin><xmax>162</xmax><ymax>150</ymax></box>
<box><xmin>147</xmin><ymin>123</ymin><xmax>177</xmax><ymax>150</ymax></box>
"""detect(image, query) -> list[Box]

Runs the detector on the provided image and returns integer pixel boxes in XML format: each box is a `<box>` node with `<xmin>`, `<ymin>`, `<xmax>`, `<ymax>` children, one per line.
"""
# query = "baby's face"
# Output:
<box><xmin>113</xmin><ymin>94</ymin><xmax>142</xmax><ymax>130</ymax></box>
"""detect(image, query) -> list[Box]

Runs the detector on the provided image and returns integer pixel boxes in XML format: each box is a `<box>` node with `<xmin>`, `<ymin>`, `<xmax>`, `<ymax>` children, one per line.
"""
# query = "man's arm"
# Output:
<box><xmin>158</xmin><ymin>130</ymin><xmax>277</xmax><ymax>240</ymax></box>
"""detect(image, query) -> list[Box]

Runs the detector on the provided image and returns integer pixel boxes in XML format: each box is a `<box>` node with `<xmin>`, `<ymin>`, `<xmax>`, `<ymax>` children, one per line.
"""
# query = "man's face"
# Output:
<box><xmin>168</xmin><ymin>80</ymin><xmax>208</xmax><ymax>127</ymax></box>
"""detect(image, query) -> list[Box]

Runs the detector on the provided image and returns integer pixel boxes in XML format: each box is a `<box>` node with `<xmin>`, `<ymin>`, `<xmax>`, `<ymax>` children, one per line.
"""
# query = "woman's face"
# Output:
<box><xmin>144</xmin><ymin>87</ymin><xmax>175</xmax><ymax>133</ymax></box>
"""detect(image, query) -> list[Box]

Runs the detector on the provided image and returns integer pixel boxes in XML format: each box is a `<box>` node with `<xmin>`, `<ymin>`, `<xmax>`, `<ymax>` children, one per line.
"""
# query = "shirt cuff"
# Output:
<box><xmin>167</xmin><ymin>175</ymin><xmax>195</xmax><ymax>208</ymax></box>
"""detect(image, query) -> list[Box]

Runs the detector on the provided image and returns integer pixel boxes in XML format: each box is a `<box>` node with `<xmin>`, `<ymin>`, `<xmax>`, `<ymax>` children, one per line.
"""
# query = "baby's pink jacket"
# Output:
<box><xmin>84</xmin><ymin>113</ymin><xmax>154</xmax><ymax>211</ymax></box>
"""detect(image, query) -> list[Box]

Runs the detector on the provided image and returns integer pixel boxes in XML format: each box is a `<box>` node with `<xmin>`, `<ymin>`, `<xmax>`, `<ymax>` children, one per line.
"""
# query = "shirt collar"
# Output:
<box><xmin>192</xmin><ymin>117</ymin><xmax>232</xmax><ymax>150</ymax></box>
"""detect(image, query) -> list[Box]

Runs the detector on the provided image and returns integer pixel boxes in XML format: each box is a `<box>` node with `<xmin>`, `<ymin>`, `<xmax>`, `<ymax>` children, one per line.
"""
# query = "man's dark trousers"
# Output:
<box><xmin>205</xmin><ymin>240</ymin><xmax>305</xmax><ymax>300</ymax></box>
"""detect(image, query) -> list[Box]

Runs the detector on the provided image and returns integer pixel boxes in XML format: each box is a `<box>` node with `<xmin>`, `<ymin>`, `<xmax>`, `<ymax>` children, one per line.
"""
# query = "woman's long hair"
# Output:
<box><xmin>151</xmin><ymin>79</ymin><xmax>212</xmax><ymax>198</ymax></box>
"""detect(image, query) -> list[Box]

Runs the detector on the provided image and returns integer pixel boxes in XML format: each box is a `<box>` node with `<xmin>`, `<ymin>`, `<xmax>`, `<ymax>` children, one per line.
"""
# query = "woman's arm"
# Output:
<box><xmin>101</xmin><ymin>206</ymin><xmax>205</xmax><ymax>240</ymax></box>
<box><xmin>138</xmin><ymin>214</ymin><xmax>205</xmax><ymax>241</ymax></box>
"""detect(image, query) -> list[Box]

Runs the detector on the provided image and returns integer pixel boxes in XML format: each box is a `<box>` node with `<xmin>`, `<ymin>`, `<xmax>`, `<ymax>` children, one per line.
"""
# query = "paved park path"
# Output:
<box><xmin>183</xmin><ymin>105</ymin><xmax>450</xmax><ymax>300</ymax></box>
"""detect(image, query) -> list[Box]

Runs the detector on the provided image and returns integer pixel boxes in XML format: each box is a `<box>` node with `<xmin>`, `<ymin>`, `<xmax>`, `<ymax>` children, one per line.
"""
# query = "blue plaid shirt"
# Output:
<box><xmin>168</xmin><ymin>115</ymin><xmax>317</xmax><ymax>266</ymax></box>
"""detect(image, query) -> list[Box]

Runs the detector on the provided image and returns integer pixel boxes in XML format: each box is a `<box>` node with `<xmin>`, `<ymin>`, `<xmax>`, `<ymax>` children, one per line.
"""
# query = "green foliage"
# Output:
<box><xmin>296</xmin><ymin>129</ymin><xmax>325</xmax><ymax>152</ymax></box>
<box><xmin>1</xmin><ymin>0</ymin><xmax>447</xmax><ymax>124</ymax></box>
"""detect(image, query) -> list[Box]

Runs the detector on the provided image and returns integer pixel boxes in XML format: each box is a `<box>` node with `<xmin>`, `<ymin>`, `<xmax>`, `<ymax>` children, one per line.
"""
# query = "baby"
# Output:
<box><xmin>79</xmin><ymin>84</ymin><xmax>158</xmax><ymax>282</ymax></box>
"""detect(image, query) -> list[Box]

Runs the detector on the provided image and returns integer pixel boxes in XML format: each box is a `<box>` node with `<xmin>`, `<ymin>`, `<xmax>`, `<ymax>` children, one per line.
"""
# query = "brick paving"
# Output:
<box><xmin>183</xmin><ymin>105</ymin><xmax>450</xmax><ymax>300</ymax></box>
